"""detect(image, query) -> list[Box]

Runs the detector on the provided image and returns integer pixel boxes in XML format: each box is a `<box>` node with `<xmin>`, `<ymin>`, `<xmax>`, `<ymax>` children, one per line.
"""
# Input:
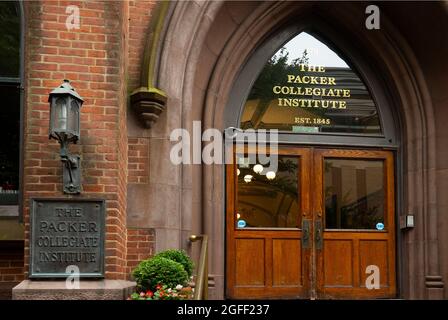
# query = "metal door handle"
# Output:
<box><xmin>302</xmin><ymin>219</ymin><xmax>311</xmax><ymax>249</ymax></box>
<box><xmin>315</xmin><ymin>220</ymin><xmax>323</xmax><ymax>250</ymax></box>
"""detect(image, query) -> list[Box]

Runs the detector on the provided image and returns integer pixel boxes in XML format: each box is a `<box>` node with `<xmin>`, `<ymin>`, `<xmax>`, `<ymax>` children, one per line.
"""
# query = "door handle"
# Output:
<box><xmin>302</xmin><ymin>219</ymin><xmax>311</xmax><ymax>249</ymax></box>
<box><xmin>315</xmin><ymin>220</ymin><xmax>323</xmax><ymax>250</ymax></box>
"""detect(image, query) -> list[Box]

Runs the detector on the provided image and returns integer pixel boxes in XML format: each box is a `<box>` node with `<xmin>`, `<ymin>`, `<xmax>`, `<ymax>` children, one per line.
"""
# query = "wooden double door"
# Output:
<box><xmin>226</xmin><ymin>147</ymin><xmax>396</xmax><ymax>299</ymax></box>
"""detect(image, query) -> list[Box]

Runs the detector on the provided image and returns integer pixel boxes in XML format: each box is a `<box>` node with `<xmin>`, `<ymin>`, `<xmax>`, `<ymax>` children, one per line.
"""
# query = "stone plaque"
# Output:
<box><xmin>30</xmin><ymin>198</ymin><xmax>105</xmax><ymax>278</ymax></box>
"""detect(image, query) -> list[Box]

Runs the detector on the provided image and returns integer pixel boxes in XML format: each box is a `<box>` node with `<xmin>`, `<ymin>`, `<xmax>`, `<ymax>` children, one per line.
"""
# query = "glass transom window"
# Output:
<box><xmin>240</xmin><ymin>32</ymin><xmax>382</xmax><ymax>135</ymax></box>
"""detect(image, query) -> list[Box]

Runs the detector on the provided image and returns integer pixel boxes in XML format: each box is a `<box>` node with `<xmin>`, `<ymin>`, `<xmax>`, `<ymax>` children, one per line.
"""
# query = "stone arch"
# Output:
<box><xmin>136</xmin><ymin>1</ymin><xmax>443</xmax><ymax>299</ymax></box>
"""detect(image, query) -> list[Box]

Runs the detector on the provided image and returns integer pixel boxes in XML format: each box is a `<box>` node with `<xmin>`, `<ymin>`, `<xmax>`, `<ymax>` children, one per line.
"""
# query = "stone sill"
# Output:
<box><xmin>12</xmin><ymin>280</ymin><xmax>136</xmax><ymax>300</ymax></box>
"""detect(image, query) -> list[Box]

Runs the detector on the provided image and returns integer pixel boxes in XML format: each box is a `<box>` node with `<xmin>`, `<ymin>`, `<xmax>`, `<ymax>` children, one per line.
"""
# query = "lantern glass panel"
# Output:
<box><xmin>68</xmin><ymin>99</ymin><xmax>80</xmax><ymax>136</ymax></box>
<box><xmin>54</xmin><ymin>96</ymin><xmax>68</xmax><ymax>132</ymax></box>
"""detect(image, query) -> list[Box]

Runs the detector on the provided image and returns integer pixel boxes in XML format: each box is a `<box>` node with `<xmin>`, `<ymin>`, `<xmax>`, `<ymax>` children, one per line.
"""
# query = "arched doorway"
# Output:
<box><xmin>225</xmin><ymin>30</ymin><xmax>398</xmax><ymax>299</ymax></box>
<box><xmin>138</xmin><ymin>0</ymin><xmax>443</xmax><ymax>299</ymax></box>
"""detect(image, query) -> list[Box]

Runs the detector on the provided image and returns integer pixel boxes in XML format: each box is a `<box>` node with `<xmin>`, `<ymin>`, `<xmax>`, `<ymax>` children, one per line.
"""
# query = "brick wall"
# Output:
<box><xmin>0</xmin><ymin>241</ymin><xmax>24</xmax><ymax>299</ymax></box>
<box><xmin>17</xmin><ymin>0</ymin><xmax>158</xmax><ymax>282</ymax></box>
<box><xmin>23</xmin><ymin>0</ymin><xmax>130</xmax><ymax>280</ymax></box>
<box><xmin>125</xmin><ymin>0</ymin><xmax>155</xmax><ymax>281</ymax></box>
<box><xmin>114</xmin><ymin>0</ymin><xmax>129</xmax><ymax>280</ymax></box>
<box><xmin>128</xmin><ymin>138</ymin><xmax>149</xmax><ymax>184</ymax></box>
<box><xmin>126</xmin><ymin>0</ymin><xmax>154</xmax><ymax>186</ymax></box>
<box><xmin>126</xmin><ymin>228</ymin><xmax>155</xmax><ymax>280</ymax></box>
<box><xmin>128</xmin><ymin>0</ymin><xmax>156</xmax><ymax>90</ymax></box>
<box><xmin>0</xmin><ymin>241</ymin><xmax>24</xmax><ymax>283</ymax></box>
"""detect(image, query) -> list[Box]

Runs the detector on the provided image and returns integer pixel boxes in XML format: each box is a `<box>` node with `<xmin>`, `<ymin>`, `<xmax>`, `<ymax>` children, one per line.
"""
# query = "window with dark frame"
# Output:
<box><xmin>0</xmin><ymin>1</ymin><xmax>22</xmax><ymax>215</ymax></box>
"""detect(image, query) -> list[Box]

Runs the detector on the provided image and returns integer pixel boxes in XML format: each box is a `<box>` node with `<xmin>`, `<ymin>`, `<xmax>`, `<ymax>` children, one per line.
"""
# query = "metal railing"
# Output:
<box><xmin>189</xmin><ymin>234</ymin><xmax>208</xmax><ymax>300</ymax></box>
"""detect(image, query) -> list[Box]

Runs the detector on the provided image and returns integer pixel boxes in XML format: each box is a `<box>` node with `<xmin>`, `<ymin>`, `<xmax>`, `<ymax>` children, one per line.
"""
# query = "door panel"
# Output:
<box><xmin>314</xmin><ymin>149</ymin><xmax>396</xmax><ymax>299</ymax></box>
<box><xmin>226</xmin><ymin>147</ymin><xmax>311</xmax><ymax>299</ymax></box>
<box><xmin>229</xmin><ymin>231</ymin><xmax>306</xmax><ymax>298</ymax></box>
<box><xmin>272</xmin><ymin>239</ymin><xmax>302</xmax><ymax>286</ymax></box>
<box><xmin>226</xmin><ymin>147</ymin><xmax>396</xmax><ymax>299</ymax></box>
<box><xmin>323</xmin><ymin>239</ymin><xmax>354</xmax><ymax>287</ymax></box>
<box><xmin>235</xmin><ymin>238</ymin><xmax>265</xmax><ymax>286</ymax></box>
<box><xmin>359</xmin><ymin>240</ymin><xmax>389</xmax><ymax>287</ymax></box>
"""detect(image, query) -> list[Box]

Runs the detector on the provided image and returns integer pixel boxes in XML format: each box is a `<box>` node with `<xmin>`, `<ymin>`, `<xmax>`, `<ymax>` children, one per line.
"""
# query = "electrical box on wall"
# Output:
<box><xmin>400</xmin><ymin>215</ymin><xmax>415</xmax><ymax>229</ymax></box>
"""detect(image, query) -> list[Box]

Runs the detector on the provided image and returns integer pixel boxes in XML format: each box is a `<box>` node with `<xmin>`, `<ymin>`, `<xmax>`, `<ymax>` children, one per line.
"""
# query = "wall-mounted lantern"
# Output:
<box><xmin>48</xmin><ymin>80</ymin><xmax>84</xmax><ymax>194</ymax></box>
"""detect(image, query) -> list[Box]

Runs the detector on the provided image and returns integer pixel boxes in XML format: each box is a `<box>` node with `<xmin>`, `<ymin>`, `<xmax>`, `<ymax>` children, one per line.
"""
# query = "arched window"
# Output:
<box><xmin>241</xmin><ymin>32</ymin><xmax>381</xmax><ymax>134</ymax></box>
<box><xmin>227</xmin><ymin>28</ymin><xmax>398</xmax><ymax>147</ymax></box>
<box><xmin>0</xmin><ymin>1</ymin><xmax>23</xmax><ymax>219</ymax></box>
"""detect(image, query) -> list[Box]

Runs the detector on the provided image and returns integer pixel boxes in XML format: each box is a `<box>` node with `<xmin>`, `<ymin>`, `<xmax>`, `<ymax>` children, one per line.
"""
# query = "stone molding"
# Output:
<box><xmin>12</xmin><ymin>280</ymin><xmax>136</xmax><ymax>300</ymax></box>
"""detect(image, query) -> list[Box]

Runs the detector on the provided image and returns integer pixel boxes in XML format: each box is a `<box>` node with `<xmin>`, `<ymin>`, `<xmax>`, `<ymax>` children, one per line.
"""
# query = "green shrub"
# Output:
<box><xmin>132</xmin><ymin>256</ymin><xmax>188</xmax><ymax>291</ymax></box>
<box><xmin>154</xmin><ymin>249</ymin><xmax>194</xmax><ymax>277</ymax></box>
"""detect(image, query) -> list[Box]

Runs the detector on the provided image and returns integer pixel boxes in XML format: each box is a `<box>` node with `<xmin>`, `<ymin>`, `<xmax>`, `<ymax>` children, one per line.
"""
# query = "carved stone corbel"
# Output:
<box><xmin>130</xmin><ymin>1</ymin><xmax>172</xmax><ymax>129</ymax></box>
<box><xmin>130</xmin><ymin>87</ymin><xmax>167</xmax><ymax>128</ymax></box>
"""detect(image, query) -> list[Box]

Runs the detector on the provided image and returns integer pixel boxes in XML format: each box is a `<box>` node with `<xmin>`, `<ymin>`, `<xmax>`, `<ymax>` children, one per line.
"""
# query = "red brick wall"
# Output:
<box><xmin>0</xmin><ymin>260</ymin><xmax>24</xmax><ymax>283</ymax></box>
<box><xmin>126</xmin><ymin>0</ymin><xmax>154</xmax><ymax>188</ymax></box>
<box><xmin>125</xmin><ymin>0</ymin><xmax>155</xmax><ymax>279</ymax></box>
<box><xmin>128</xmin><ymin>138</ymin><xmax>149</xmax><ymax>184</ymax></box>
<box><xmin>19</xmin><ymin>0</ymin><xmax>158</xmax><ymax>281</ymax></box>
<box><xmin>0</xmin><ymin>242</ymin><xmax>24</xmax><ymax>283</ymax></box>
<box><xmin>23</xmin><ymin>0</ymin><xmax>130</xmax><ymax>280</ymax></box>
<box><xmin>0</xmin><ymin>241</ymin><xmax>24</xmax><ymax>299</ymax></box>
<box><xmin>128</xmin><ymin>0</ymin><xmax>156</xmax><ymax>89</ymax></box>
<box><xmin>126</xmin><ymin>228</ymin><xmax>155</xmax><ymax>280</ymax></box>
<box><xmin>114</xmin><ymin>0</ymin><xmax>129</xmax><ymax>280</ymax></box>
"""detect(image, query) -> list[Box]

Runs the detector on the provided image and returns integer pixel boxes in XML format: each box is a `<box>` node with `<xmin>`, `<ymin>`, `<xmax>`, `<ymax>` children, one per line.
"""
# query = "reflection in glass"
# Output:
<box><xmin>240</xmin><ymin>32</ymin><xmax>381</xmax><ymax>134</ymax></box>
<box><xmin>0</xmin><ymin>1</ymin><xmax>21</xmax><ymax>206</ymax></box>
<box><xmin>236</xmin><ymin>156</ymin><xmax>299</xmax><ymax>228</ymax></box>
<box><xmin>324</xmin><ymin>159</ymin><xmax>385</xmax><ymax>230</ymax></box>
<box><xmin>0</xmin><ymin>84</ymin><xmax>20</xmax><ymax>204</ymax></box>
<box><xmin>68</xmin><ymin>100</ymin><xmax>80</xmax><ymax>134</ymax></box>
<box><xmin>0</xmin><ymin>1</ymin><xmax>20</xmax><ymax>78</ymax></box>
<box><xmin>56</xmin><ymin>97</ymin><xmax>68</xmax><ymax>131</ymax></box>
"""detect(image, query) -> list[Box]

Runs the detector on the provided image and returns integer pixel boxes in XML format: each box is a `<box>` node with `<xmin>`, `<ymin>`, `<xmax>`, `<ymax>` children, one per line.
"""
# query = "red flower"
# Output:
<box><xmin>155</xmin><ymin>284</ymin><xmax>162</xmax><ymax>290</ymax></box>
<box><xmin>145</xmin><ymin>290</ymin><xmax>153</xmax><ymax>297</ymax></box>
